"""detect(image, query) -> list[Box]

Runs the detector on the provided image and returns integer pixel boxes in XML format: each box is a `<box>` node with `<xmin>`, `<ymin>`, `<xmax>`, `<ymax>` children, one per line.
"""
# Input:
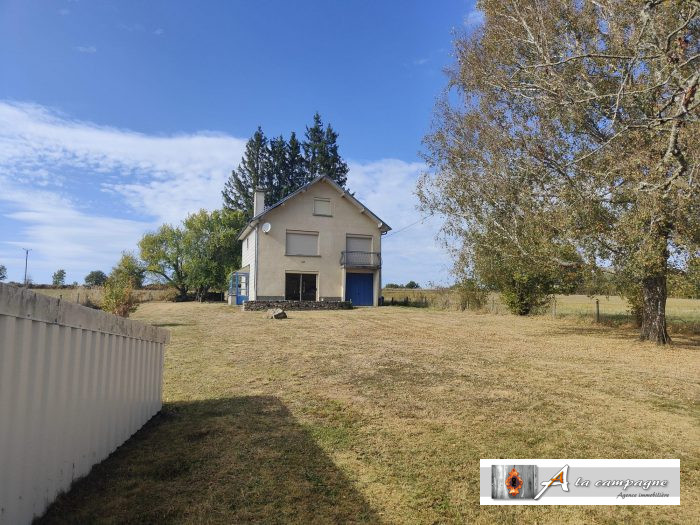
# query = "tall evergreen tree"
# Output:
<box><xmin>224</xmin><ymin>115</ymin><xmax>349</xmax><ymax>219</ymax></box>
<box><xmin>286</xmin><ymin>131</ymin><xmax>307</xmax><ymax>189</ymax></box>
<box><xmin>303</xmin><ymin>112</ymin><xmax>327</xmax><ymax>179</ymax></box>
<box><xmin>222</xmin><ymin>127</ymin><xmax>269</xmax><ymax>217</ymax></box>
<box><xmin>265</xmin><ymin>135</ymin><xmax>289</xmax><ymax>205</ymax></box>
<box><xmin>302</xmin><ymin>112</ymin><xmax>348</xmax><ymax>187</ymax></box>
<box><xmin>321</xmin><ymin>123</ymin><xmax>348</xmax><ymax>187</ymax></box>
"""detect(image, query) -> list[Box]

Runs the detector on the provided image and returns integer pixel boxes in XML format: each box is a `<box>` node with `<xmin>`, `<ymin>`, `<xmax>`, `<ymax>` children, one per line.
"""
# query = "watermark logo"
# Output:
<box><xmin>480</xmin><ymin>459</ymin><xmax>679</xmax><ymax>505</ymax></box>
<box><xmin>534</xmin><ymin>464</ymin><xmax>569</xmax><ymax>499</ymax></box>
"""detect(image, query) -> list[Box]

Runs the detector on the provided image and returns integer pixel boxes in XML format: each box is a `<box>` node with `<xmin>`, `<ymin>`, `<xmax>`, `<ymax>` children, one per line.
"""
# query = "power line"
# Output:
<box><xmin>385</xmin><ymin>213</ymin><xmax>435</xmax><ymax>237</ymax></box>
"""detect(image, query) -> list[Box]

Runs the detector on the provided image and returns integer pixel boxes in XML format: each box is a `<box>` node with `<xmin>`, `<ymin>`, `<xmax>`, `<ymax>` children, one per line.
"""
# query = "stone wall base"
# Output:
<box><xmin>243</xmin><ymin>300</ymin><xmax>353</xmax><ymax>311</ymax></box>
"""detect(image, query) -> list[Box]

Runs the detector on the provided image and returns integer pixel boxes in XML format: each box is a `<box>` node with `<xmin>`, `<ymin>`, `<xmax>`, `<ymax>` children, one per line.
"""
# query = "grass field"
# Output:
<box><xmin>30</xmin><ymin>286</ymin><xmax>174</xmax><ymax>305</ymax></box>
<box><xmin>40</xmin><ymin>303</ymin><xmax>699</xmax><ymax>524</ymax></box>
<box><xmin>382</xmin><ymin>289</ymin><xmax>700</xmax><ymax>334</ymax></box>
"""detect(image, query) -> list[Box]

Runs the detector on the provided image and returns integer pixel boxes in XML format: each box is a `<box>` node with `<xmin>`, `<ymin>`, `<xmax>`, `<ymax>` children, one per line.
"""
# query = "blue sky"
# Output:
<box><xmin>0</xmin><ymin>0</ymin><xmax>482</xmax><ymax>285</ymax></box>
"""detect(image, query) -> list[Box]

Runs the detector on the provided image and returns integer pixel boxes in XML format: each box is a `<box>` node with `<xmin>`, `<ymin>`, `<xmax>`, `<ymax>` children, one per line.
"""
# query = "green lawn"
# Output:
<box><xmin>40</xmin><ymin>303</ymin><xmax>699</xmax><ymax>524</ymax></box>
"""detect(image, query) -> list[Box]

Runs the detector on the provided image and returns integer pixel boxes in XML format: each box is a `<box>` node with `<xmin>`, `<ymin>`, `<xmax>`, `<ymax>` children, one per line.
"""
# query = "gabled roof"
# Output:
<box><xmin>237</xmin><ymin>175</ymin><xmax>391</xmax><ymax>240</ymax></box>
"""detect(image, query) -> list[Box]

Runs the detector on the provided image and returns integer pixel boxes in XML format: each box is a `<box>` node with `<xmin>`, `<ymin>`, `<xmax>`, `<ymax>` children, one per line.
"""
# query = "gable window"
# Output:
<box><xmin>286</xmin><ymin>231</ymin><xmax>319</xmax><ymax>256</ymax></box>
<box><xmin>313</xmin><ymin>198</ymin><xmax>332</xmax><ymax>216</ymax></box>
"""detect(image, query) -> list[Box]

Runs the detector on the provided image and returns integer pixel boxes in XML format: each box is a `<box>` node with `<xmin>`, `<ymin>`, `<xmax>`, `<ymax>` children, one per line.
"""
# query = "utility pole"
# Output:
<box><xmin>22</xmin><ymin>248</ymin><xmax>31</xmax><ymax>287</ymax></box>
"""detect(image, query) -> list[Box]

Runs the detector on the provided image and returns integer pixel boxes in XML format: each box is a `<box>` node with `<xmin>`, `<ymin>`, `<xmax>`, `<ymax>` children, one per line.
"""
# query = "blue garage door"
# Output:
<box><xmin>346</xmin><ymin>273</ymin><xmax>373</xmax><ymax>306</ymax></box>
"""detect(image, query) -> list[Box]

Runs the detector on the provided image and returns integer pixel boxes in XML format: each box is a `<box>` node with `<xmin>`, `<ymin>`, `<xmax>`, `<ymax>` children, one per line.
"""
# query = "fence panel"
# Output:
<box><xmin>0</xmin><ymin>283</ymin><xmax>169</xmax><ymax>525</ymax></box>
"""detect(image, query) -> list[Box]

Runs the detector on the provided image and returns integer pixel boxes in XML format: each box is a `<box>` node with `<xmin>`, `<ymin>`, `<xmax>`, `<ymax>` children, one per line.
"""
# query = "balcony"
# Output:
<box><xmin>340</xmin><ymin>251</ymin><xmax>382</xmax><ymax>269</ymax></box>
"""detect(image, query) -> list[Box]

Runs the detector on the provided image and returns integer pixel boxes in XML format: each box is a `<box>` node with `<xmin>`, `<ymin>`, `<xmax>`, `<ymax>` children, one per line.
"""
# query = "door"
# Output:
<box><xmin>285</xmin><ymin>273</ymin><xmax>317</xmax><ymax>301</ymax></box>
<box><xmin>345</xmin><ymin>272</ymin><xmax>373</xmax><ymax>306</ymax></box>
<box><xmin>234</xmin><ymin>273</ymin><xmax>249</xmax><ymax>305</ymax></box>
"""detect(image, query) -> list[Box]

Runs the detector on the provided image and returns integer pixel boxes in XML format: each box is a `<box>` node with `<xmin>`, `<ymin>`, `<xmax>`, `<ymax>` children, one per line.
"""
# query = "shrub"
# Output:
<box><xmin>102</xmin><ymin>276</ymin><xmax>138</xmax><ymax>317</ymax></box>
<box><xmin>456</xmin><ymin>280</ymin><xmax>489</xmax><ymax>311</ymax></box>
<box><xmin>499</xmin><ymin>272</ymin><xmax>554</xmax><ymax>316</ymax></box>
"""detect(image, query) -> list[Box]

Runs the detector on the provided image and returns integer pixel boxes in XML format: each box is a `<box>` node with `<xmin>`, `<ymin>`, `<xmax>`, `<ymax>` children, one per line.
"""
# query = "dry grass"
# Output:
<box><xmin>382</xmin><ymin>289</ymin><xmax>700</xmax><ymax>334</ymax></box>
<box><xmin>40</xmin><ymin>303</ymin><xmax>699</xmax><ymax>524</ymax></box>
<box><xmin>31</xmin><ymin>286</ymin><xmax>174</xmax><ymax>306</ymax></box>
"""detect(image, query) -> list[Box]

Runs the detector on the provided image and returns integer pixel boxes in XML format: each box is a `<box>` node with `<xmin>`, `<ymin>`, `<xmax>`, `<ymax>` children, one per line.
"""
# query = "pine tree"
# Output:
<box><xmin>303</xmin><ymin>112</ymin><xmax>327</xmax><ymax>179</ymax></box>
<box><xmin>265</xmin><ymin>135</ymin><xmax>289</xmax><ymax>205</ymax></box>
<box><xmin>320</xmin><ymin>123</ymin><xmax>348</xmax><ymax>187</ymax></box>
<box><xmin>287</xmin><ymin>131</ymin><xmax>308</xmax><ymax>189</ymax></box>
<box><xmin>302</xmin><ymin>112</ymin><xmax>348</xmax><ymax>187</ymax></box>
<box><xmin>222</xmin><ymin>127</ymin><xmax>269</xmax><ymax>217</ymax></box>
<box><xmin>224</xmin><ymin>116</ymin><xmax>349</xmax><ymax>220</ymax></box>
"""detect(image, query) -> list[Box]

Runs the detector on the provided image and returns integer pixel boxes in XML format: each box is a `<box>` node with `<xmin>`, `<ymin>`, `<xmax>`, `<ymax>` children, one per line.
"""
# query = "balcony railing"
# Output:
<box><xmin>340</xmin><ymin>251</ymin><xmax>382</xmax><ymax>269</ymax></box>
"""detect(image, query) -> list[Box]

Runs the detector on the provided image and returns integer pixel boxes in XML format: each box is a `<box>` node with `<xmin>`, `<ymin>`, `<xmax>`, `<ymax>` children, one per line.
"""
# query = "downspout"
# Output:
<box><xmin>254</xmin><ymin>224</ymin><xmax>259</xmax><ymax>300</ymax></box>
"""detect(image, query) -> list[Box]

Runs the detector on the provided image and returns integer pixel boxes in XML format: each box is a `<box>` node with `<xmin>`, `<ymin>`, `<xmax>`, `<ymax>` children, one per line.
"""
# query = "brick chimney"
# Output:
<box><xmin>253</xmin><ymin>187</ymin><xmax>266</xmax><ymax>216</ymax></box>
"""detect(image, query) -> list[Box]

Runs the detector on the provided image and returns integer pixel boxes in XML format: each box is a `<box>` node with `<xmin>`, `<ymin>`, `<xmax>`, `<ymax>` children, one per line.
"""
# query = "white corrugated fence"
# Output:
<box><xmin>0</xmin><ymin>283</ymin><xmax>169</xmax><ymax>524</ymax></box>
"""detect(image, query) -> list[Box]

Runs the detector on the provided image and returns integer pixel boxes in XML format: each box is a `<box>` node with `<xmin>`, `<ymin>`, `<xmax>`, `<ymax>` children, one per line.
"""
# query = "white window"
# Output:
<box><xmin>346</xmin><ymin>235</ymin><xmax>372</xmax><ymax>252</ymax></box>
<box><xmin>286</xmin><ymin>231</ymin><xmax>319</xmax><ymax>256</ymax></box>
<box><xmin>313</xmin><ymin>198</ymin><xmax>332</xmax><ymax>216</ymax></box>
<box><xmin>245</xmin><ymin>237</ymin><xmax>249</xmax><ymax>250</ymax></box>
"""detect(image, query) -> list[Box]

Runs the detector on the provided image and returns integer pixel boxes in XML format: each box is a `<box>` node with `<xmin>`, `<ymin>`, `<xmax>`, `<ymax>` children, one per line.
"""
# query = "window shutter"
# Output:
<box><xmin>314</xmin><ymin>198</ymin><xmax>332</xmax><ymax>216</ymax></box>
<box><xmin>286</xmin><ymin>232</ymin><xmax>319</xmax><ymax>255</ymax></box>
<box><xmin>346</xmin><ymin>236</ymin><xmax>372</xmax><ymax>252</ymax></box>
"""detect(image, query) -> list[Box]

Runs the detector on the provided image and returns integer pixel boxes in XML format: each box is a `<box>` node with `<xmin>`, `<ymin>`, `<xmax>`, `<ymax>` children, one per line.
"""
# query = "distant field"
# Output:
<box><xmin>381</xmin><ymin>288</ymin><xmax>700</xmax><ymax>334</ymax></box>
<box><xmin>30</xmin><ymin>286</ymin><xmax>174</xmax><ymax>305</ymax></box>
<box><xmin>40</xmin><ymin>303</ymin><xmax>699</xmax><ymax>524</ymax></box>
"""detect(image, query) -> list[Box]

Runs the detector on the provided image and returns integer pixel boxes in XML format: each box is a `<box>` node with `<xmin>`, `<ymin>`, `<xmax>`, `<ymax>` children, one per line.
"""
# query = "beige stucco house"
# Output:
<box><xmin>231</xmin><ymin>176</ymin><xmax>391</xmax><ymax>306</ymax></box>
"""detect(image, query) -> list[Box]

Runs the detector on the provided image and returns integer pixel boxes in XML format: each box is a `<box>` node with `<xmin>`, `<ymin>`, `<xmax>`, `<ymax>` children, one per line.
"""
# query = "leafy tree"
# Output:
<box><xmin>0</xmin><ymin>264</ymin><xmax>6</xmax><ymax>281</ymax></box>
<box><xmin>384</xmin><ymin>283</ymin><xmax>402</xmax><ymax>288</ymax></box>
<box><xmin>84</xmin><ymin>270</ymin><xmax>108</xmax><ymax>287</ymax></box>
<box><xmin>182</xmin><ymin>209</ymin><xmax>247</xmax><ymax>301</ymax></box>
<box><xmin>102</xmin><ymin>274</ymin><xmax>138</xmax><ymax>317</ymax></box>
<box><xmin>52</xmin><ymin>269</ymin><xmax>66</xmax><ymax>286</ymax></box>
<box><xmin>303</xmin><ymin>112</ymin><xmax>349</xmax><ymax>187</ymax></box>
<box><xmin>405</xmin><ymin>281</ymin><xmax>421</xmax><ymax>289</ymax></box>
<box><xmin>419</xmin><ymin>0</ymin><xmax>699</xmax><ymax>343</ymax></box>
<box><xmin>139</xmin><ymin>225</ymin><xmax>189</xmax><ymax>299</ymax></box>
<box><xmin>111</xmin><ymin>252</ymin><xmax>145</xmax><ymax>288</ymax></box>
<box><xmin>222</xmin><ymin>127</ymin><xmax>270</xmax><ymax>217</ymax></box>
<box><xmin>668</xmin><ymin>256</ymin><xmax>700</xmax><ymax>299</ymax></box>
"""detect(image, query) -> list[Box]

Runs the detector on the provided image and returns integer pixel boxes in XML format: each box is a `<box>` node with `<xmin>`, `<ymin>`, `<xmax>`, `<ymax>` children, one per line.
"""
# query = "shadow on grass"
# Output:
<box><xmin>545</xmin><ymin>316</ymin><xmax>700</xmax><ymax>347</ymax></box>
<box><xmin>150</xmin><ymin>322</ymin><xmax>193</xmax><ymax>327</ymax></box>
<box><xmin>38</xmin><ymin>396</ymin><xmax>380</xmax><ymax>524</ymax></box>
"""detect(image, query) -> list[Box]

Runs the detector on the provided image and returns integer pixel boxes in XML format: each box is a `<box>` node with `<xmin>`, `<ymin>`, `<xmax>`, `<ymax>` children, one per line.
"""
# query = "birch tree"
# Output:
<box><xmin>419</xmin><ymin>0</ymin><xmax>699</xmax><ymax>343</ymax></box>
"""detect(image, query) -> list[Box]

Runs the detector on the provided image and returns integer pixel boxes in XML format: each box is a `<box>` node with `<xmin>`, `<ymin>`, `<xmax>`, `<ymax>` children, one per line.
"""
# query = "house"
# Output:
<box><xmin>231</xmin><ymin>176</ymin><xmax>391</xmax><ymax>307</ymax></box>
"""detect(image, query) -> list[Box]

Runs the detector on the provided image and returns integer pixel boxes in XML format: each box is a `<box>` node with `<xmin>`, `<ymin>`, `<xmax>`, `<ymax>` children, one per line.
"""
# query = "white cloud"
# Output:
<box><xmin>75</xmin><ymin>45</ymin><xmax>97</xmax><ymax>54</ymax></box>
<box><xmin>153</xmin><ymin>28</ymin><xmax>165</xmax><ymax>36</ymax></box>
<box><xmin>0</xmin><ymin>101</ymin><xmax>247</xmax><ymax>224</ymax></box>
<box><xmin>413</xmin><ymin>58</ymin><xmax>429</xmax><ymax>66</ymax></box>
<box><xmin>348</xmin><ymin>160</ymin><xmax>452</xmax><ymax>286</ymax></box>
<box><xmin>0</xmin><ymin>183</ymin><xmax>150</xmax><ymax>284</ymax></box>
<box><xmin>0</xmin><ymin>101</ymin><xmax>451</xmax><ymax>285</ymax></box>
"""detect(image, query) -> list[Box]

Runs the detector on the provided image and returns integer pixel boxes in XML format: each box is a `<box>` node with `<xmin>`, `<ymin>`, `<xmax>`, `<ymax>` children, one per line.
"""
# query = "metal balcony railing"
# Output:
<box><xmin>340</xmin><ymin>251</ymin><xmax>382</xmax><ymax>269</ymax></box>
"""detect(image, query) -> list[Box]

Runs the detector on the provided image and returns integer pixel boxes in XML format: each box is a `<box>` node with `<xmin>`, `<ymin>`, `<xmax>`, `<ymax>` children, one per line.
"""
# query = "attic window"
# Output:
<box><xmin>313</xmin><ymin>198</ymin><xmax>332</xmax><ymax>216</ymax></box>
